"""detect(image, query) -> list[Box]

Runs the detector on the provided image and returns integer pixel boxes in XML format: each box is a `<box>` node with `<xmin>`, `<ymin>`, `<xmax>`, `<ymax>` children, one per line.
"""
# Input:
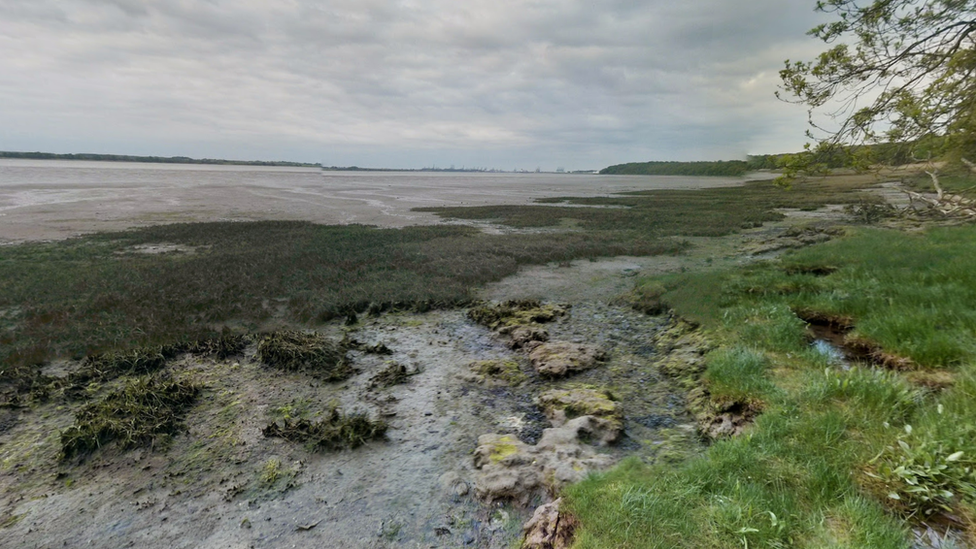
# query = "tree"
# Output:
<box><xmin>778</xmin><ymin>0</ymin><xmax>976</xmax><ymax>179</ymax></box>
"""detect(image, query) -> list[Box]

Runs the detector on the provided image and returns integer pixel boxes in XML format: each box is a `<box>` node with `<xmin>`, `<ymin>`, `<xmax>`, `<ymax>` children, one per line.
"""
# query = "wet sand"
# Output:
<box><xmin>0</xmin><ymin>159</ymin><xmax>758</xmax><ymax>243</ymax></box>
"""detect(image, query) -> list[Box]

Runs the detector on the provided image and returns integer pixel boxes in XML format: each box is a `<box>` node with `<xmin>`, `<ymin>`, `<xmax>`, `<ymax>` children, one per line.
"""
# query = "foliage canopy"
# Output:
<box><xmin>780</xmin><ymin>0</ymin><xmax>976</xmax><ymax>175</ymax></box>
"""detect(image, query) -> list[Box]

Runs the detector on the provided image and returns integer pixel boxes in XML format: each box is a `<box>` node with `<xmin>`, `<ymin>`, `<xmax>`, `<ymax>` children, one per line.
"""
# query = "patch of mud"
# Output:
<box><xmin>123</xmin><ymin>242</ymin><xmax>204</xmax><ymax>255</ymax></box>
<box><xmin>743</xmin><ymin>225</ymin><xmax>846</xmax><ymax>257</ymax></box>
<box><xmin>7</xmin><ymin>220</ymin><xmax>848</xmax><ymax>548</ymax></box>
<box><xmin>9</xmin><ymin>220</ymin><xmax>834</xmax><ymax>547</ymax></box>
<box><xmin>0</xmin><ymin>296</ymin><xmax>698</xmax><ymax>548</ymax></box>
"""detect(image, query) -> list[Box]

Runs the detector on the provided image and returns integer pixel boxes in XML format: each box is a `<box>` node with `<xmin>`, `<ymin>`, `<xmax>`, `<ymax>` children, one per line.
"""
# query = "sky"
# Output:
<box><xmin>0</xmin><ymin>0</ymin><xmax>833</xmax><ymax>171</ymax></box>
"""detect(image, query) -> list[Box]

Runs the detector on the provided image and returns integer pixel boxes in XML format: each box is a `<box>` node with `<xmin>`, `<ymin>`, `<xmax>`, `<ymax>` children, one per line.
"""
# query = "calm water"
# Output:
<box><xmin>0</xmin><ymin>159</ymin><xmax>758</xmax><ymax>242</ymax></box>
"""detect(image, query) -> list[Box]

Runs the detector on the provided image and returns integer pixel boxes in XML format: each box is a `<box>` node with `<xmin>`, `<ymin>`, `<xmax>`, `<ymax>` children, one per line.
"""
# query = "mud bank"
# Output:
<box><xmin>0</xmin><ymin>284</ymin><xmax>700</xmax><ymax>548</ymax></box>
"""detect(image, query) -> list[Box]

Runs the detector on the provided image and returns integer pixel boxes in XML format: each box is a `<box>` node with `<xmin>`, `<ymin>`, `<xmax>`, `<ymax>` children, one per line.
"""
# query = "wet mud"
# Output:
<box><xmin>0</xmin><ymin>264</ymin><xmax>700</xmax><ymax>549</ymax></box>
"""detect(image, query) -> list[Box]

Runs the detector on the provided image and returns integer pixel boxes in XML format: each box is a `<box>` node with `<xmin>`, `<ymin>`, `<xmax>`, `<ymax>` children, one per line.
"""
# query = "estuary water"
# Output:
<box><xmin>0</xmin><ymin>159</ymin><xmax>757</xmax><ymax>243</ymax></box>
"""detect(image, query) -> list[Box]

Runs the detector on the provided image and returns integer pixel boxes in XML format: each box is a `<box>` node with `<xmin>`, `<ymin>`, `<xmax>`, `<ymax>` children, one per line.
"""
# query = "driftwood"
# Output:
<box><xmin>901</xmin><ymin>158</ymin><xmax>976</xmax><ymax>218</ymax></box>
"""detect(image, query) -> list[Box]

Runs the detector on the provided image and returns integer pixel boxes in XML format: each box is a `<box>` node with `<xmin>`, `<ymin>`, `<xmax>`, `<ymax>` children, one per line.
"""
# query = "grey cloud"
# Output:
<box><xmin>0</xmin><ymin>0</ymin><xmax>833</xmax><ymax>169</ymax></box>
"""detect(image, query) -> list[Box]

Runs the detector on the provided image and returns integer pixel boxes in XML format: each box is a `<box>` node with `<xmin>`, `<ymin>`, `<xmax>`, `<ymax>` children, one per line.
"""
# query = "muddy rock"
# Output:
<box><xmin>473</xmin><ymin>417</ymin><xmax>615</xmax><ymax>505</ymax></box>
<box><xmin>655</xmin><ymin>320</ymin><xmax>712</xmax><ymax>384</ymax></box>
<box><xmin>529</xmin><ymin>342</ymin><xmax>605</xmax><ymax>377</ymax></box>
<box><xmin>537</xmin><ymin>388</ymin><xmax>623</xmax><ymax>444</ymax></box>
<box><xmin>522</xmin><ymin>498</ymin><xmax>578</xmax><ymax>549</ymax></box>
<box><xmin>470</xmin><ymin>300</ymin><xmax>567</xmax><ymax>331</ymax></box>
<box><xmin>509</xmin><ymin>325</ymin><xmax>550</xmax><ymax>349</ymax></box>
<box><xmin>703</xmin><ymin>410</ymin><xmax>752</xmax><ymax>439</ymax></box>
<box><xmin>463</xmin><ymin>359</ymin><xmax>527</xmax><ymax>386</ymax></box>
<box><xmin>439</xmin><ymin>471</ymin><xmax>471</xmax><ymax>498</ymax></box>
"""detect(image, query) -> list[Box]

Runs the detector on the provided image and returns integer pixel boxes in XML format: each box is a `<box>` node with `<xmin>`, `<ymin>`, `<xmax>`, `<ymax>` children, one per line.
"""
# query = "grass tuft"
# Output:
<box><xmin>262</xmin><ymin>407</ymin><xmax>387</xmax><ymax>451</ymax></box>
<box><xmin>702</xmin><ymin>347</ymin><xmax>775</xmax><ymax>406</ymax></box>
<box><xmin>59</xmin><ymin>374</ymin><xmax>200</xmax><ymax>461</ymax></box>
<box><xmin>256</xmin><ymin>331</ymin><xmax>351</xmax><ymax>381</ymax></box>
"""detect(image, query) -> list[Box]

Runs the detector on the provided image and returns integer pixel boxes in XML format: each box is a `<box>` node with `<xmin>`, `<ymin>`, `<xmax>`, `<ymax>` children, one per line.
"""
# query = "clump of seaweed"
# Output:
<box><xmin>368</xmin><ymin>361</ymin><xmax>418</xmax><ymax>389</ymax></box>
<box><xmin>262</xmin><ymin>407</ymin><xmax>387</xmax><ymax>451</ymax></box>
<box><xmin>175</xmin><ymin>334</ymin><xmax>251</xmax><ymax>359</ymax></box>
<box><xmin>49</xmin><ymin>336</ymin><xmax>246</xmax><ymax>401</ymax></box>
<box><xmin>48</xmin><ymin>345</ymin><xmax>177</xmax><ymax>401</ymax></box>
<box><xmin>70</xmin><ymin>346</ymin><xmax>172</xmax><ymax>386</ymax></box>
<box><xmin>256</xmin><ymin>331</ymin><xmax>352</xmax><ymax>381</ymax></box>
<box><xmin>1</xmin><ymin>364</ymin><xmax>54</xmax><ymax>408</ymax></box>
<box><xmin>59</xmin><ymin>374</ymin><xmax>201</xmax><ymax>461</ymax></box>
<box><xmin>468</xmin><ymin>299</ymin><xmax>566</xmax><ymax>331</ymax></box>
<box><xmin>344</xmin><ymin>337</ymin><xmax>394</xmax><ymax>355</ymax></box>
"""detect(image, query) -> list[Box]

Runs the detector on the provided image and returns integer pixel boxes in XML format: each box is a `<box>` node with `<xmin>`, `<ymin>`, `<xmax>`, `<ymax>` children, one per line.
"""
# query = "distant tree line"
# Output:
<box><xmin>600</xmin><ymin>160</ymin><xmax>754</xmax><ymax>176</ymax></box>
<box><xmin>602</xmin><ymin>141</ymin><xmax>946</xmax><ymax>177</ymax></box>
<box><xmin>0</xmin><ymin>151</ymin><xmax>320</xmax><ymax>168</ymax></box>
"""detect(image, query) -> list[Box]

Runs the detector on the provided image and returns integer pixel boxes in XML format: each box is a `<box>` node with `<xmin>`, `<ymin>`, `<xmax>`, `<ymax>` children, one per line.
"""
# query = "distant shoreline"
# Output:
<box><xmin>0</xmin><ymin>152</ymin><xmax>597</xmax><ymax>173</ymax></box>
<box><xmin>0</xmin><ymin>151</ymin><xmax>320</xmax><ymax>168</ymax></box>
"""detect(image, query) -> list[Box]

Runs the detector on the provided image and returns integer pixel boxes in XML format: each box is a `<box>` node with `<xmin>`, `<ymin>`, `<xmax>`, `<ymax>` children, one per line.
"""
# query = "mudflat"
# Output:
<box><xmin>0</xmin><ymin>159</ymin><xmax>754</xmax><ymax>243</ymax></box>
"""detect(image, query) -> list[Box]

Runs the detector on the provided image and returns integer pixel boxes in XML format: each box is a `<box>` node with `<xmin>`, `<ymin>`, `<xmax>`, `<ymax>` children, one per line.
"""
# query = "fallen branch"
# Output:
<box><xmin>900</xmin><ymin>162</ymin><xmax>976</xmax><ymax>218</ymax></box>
<box><xmin>903</xmin><ymin>189</ymin><xmax>976</xmax><ymax>217</ymax></box>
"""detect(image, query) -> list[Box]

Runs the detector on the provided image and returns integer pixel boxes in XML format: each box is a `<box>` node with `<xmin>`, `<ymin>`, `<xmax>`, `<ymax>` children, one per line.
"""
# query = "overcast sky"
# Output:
<box><xmin>0</xmin><ymin>0</ymin><xmax>832</xmax><ymax>170</ymax></box>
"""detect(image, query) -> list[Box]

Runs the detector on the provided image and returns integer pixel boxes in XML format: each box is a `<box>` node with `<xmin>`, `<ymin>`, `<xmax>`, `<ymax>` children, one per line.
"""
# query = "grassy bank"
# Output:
<box><xmin>567</xmin><ymin>224</ymin><xmax>976</xmax><ymax>548</ymax></box>
<box><xmin>416</xmin><ymin>176</ymin><xmax>874</xmax><ymax>235</ymax></box>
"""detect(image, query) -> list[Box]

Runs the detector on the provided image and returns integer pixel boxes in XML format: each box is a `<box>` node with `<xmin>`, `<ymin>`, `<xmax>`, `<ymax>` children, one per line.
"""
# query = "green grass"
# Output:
<box><xmin>905</xmin><ymin>171</ymin><xmax>976</xmax><ymax>195</ymax></box>
<box><xmin>702</xmin><ymin>347</ymin><xmax>776</xmax><ymax>405</ymax></box>
<box><xmin>416</xmin><ymin>177</ymin><xmax>875</xmax><ymax>235</ymax></box>
<box><xmin>567</xmin><ymin>224</ymin><xmax>976</xmax><ymax>547</ymax></box>
<box><xmin>641</xmin><ymin>226</ymin><xmax>976</xmax><ymax>367</ymax></box>
<box><xmin>0</xmin><ymin>221</ymin><xmax>682</xmax><ymax>378</ymax></box>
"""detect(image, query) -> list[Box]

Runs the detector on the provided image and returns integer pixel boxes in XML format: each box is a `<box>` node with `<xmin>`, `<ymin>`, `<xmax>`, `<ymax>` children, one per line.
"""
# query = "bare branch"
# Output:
<box><xmin>925</xmin><ymin>169</ymin><xmax>945</xmax><ymax>199</ymax></box>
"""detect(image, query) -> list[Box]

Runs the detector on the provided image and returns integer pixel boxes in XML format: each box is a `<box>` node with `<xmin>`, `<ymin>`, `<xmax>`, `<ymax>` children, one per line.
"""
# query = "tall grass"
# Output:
<box><xmin>646</xmin><ymin>226</ymin><xmax>976</xmax><ymax>368</ymax></box>
<box><xmin>0</xmin><ymin>222</ymin><xmax>681</xmax><ymax>372</ymax></box>
<box><xmin>568</xmin><ymin>223</ymin><xmax>976</xmax><ymax>547</ymax></box>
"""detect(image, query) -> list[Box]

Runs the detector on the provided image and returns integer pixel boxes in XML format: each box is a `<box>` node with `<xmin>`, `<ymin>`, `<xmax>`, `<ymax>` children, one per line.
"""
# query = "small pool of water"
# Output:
<box><xmin>811</xmin><ymin>338</ymin><xmax>849</xmax><ymax>368</ymax></box>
